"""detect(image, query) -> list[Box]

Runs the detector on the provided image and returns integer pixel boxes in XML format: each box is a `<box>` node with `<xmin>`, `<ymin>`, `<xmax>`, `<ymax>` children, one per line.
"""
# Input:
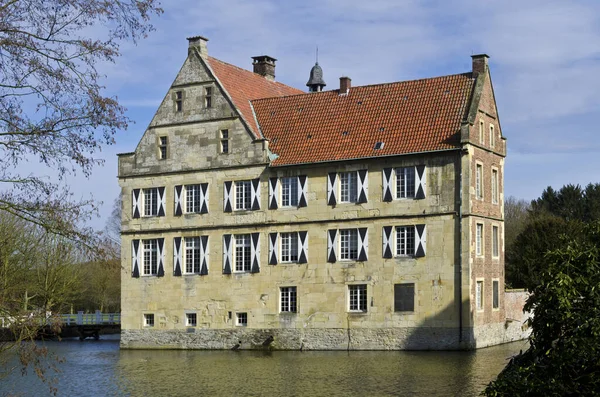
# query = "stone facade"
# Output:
<box><xmin>118</xmin><ymin>38</ymin><xmax>527</xmax><ymax>350</ymax></box>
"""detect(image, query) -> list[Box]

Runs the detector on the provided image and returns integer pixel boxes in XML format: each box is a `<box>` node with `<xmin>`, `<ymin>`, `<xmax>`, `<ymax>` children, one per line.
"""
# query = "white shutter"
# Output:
<box><xmin>382</xmin><ymin>168</ymin><xmax>393</xmax><ymax>202</ymax></box>
<box><xmin>251</xmin><ymin>178</ymin><xmax>261</xmax><ymax>210</ymax></box>
<box><xmin>173</xmin><ymin>237</ymin><xmax>182</xmax><ymax>276</ymax></box>
<box><xmin>157</xmin><ymin>187</ymin><xmax>166</xmax><ymax>217</ymax></box>
<box><xmin>358</xmin><ymin>228</ymin><xmax>368</xmax><ymax>261</ymax></box>
<box><xmin>250</xmin><ymin>233</ymin><xmax>260</xmax><ymax>273</ymax></box>
<box><xmin>357</xmin><ymin>169</ymin><xmax>368</xmax><ymax>203</ymax></box>
<box><xmin>132</xmin><ymin>189</ymin><xmax>141</xmax><ymax>218</ymax></box>
<box><xmin>223</xmin><ymin>181</ymin><xmax>233</xmax><ymax>212</ymax></box>
<box><xmin>132</xmin><ymin>239</ymin><xmax>140</xmax><ymax>277</ymax></box>
<box><xmin>415</xmin><ymin>224</ymin><xmax>427</xmax><ymax>257</ymax></box>
<box><xmin>298</xmin><ymin>176</ymin><xmax>308</xmax><ymax>208</ymax></box>
<box><xmin>157</xmin><ymin>238</ymin><xmax>165</xmax><ymax>276</ymax></box>
<box><xmin>327</xmin><ymin>229</ymin><xmax>338</xmax><ymax>263</ymax></box>
<box><xmin>200</xmin><ymin>235</ymin><xmax>209</xmax><ymax>275</ymax></box>
<box><xmin>298</xmin><ymin>231</ymin><xmax>308</xmax><ymax>263</ymax></box>
<box><xmin>269</xmin><ymin>232</ymin><xmax>278</xmax><ymax>265</ymax></box>
<box><xmin>223</xmin><ymin>234</ymin><xmax>232</xmax><ymax>274</ymax></box>
<box><xmin>415</xmin><ymin>165</ymin><xmax>426</xmax><ymax>199</ymax></box>
<box><xmin>382</xmin><ymin>226</ymin><xmax>393</xmax><ymax>258</ymax></box>
<box><xmin>269</xmin><ymin>177</ymin><xmax>279</xmax><ymax>210</ymax></box>
<box><xmin>174</xmin><ymin>185</ymin><xmax>183</xmax><ymax>216</ymax></box>
<box><xmin>327</xmin><ymin>172</ymin><xmax>338</xmax><ymax>206</ymax></box>
<box><xmin>200</xmin><ymin>183</ymin><xmax>209</xmax><ymax>214</ymax></box>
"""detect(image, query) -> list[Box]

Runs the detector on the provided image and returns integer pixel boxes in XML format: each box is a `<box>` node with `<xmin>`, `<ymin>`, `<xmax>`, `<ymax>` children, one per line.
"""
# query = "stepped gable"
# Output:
<box><xmin>252</xmin><ymin>73</ymin><xmax>476</xmax><ymax>166</ymax></box>
<box><xmin>206</xmin><ymin>56</ymin><xmax>303</xmax><ymax>139</ymax></box>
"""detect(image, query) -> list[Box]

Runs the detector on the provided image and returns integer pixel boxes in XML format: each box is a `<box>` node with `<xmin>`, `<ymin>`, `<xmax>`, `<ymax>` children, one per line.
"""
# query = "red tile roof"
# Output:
<box><xmin>251</xmin><ymin>73</ymin><xmax>475</xmax><ymax>166</ymax></box>
<box><xmin>206</xmin><ymin>57</ymin><xmax>304</xmax><ymax>139</ymax></box>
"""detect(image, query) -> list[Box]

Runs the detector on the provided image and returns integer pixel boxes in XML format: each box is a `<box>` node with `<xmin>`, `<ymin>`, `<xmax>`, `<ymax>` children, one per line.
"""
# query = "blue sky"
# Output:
<box><xmin>72</xmin><ymin>0</ymin><xmax>600</xmax><ymax>230</ymax></box>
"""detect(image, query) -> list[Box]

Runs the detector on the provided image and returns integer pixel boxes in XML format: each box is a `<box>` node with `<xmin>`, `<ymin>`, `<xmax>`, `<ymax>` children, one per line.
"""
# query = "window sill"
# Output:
<box><xmin>348</xmin><ymin>311</ymin><xmax>368</xmax><ymax>315</ymax></box>
<box><xmin>279</xmin><ymin>312</ymin><xmax>297</xmax><ymax>315</ymax></box>
<box><xmin>394</xmin><ymin>311</ymin><xmax>415</xmax><ymax>314</ymax></box>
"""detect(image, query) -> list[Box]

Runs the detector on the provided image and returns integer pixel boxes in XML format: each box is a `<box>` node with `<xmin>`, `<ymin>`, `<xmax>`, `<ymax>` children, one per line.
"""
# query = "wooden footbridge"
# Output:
<box><xmin>57</xmin><ymin>311</ymin><xmax>120</xmax><ymax>340</ymax></box>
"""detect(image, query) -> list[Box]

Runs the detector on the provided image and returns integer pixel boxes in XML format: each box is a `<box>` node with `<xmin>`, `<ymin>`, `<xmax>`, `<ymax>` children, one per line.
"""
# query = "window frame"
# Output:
<box><xmin>348</xmin><ymin>284</ymin><xmax>368</xmax><ymax>312</ymax></box>
<box><xmin>175</xmin><ymin>91</ymin><xmax>183</xmax><ymax>112</ymax></box>
<box><xmin>280</xmin><ymin>232</ymin><xmax>299</xmax><ymax>263</ymax></box>
<box><xmin>476</xmin><ymin>223</ymin><xmax>484</xmax><ymax>257</ymax></box>
<box><xmin>492</xmin><ymin>225</ymin><xmax>499</xmax><ymax>258</ymax></box>
<box><xmin>489</xmin><ymin>124</ymin><xmax>495</xmax><ymax>148</ymax></box>
<box><xmin>476</xmin><ymin>279</ymin><xmax>484</xmax><ymax>312</ymax></box>
<box><xmin>236</xmin><ymin>312</ymin><xmax>247</xmax><ymax>327</ymax></box>
<box><xmin>159</xmin><ymin>136</ymin><xmax>168</xmax><ymax>160</ymax></box>
<box><xmin>205</xmin><ymin>86</ymin><xmax>213</xmax><ymax>108</ymax></box>
<box><xmin>144</xmin><ymin>313</ymin><xmax>154</xmax><ymax>327</ymax></box>
<box><xmin>491</xmin><ymin>168</ymin><xmax>499</xmax><ymax>204</ymax></box>
<box><xmin>479</xmin><ymin>119</ymin><xmax>484</xmax><ymax>144</ymax></box>
<box><xmin>234</xmin><ymin>180</ymin><xmax>252</xmax><ymax>211</ymax></box>
<box><xmin>395</xmin><ymin>226</ymin><xmax>415</xmax><ymax>257</ymax></box>
<box><xmin>475</xmin><ymin>163</ymin><xmax>483</xmax><ymax>200</ymax></box>
<box><xmin>492</xmin><ymin>279</ymin><xmax>500</xmax><ymax>310</ymax></box>
<box><xmin>142</xmin><ymin>188</ymin><xmax>159</xmax><ymax>217</ymax></box>
<box><xmin>340</xmin><ymin>229</ymin><xmax>359</xmax><ymax>261</ymax></box>
<box><xmin>184</xmin><ymin>236</ymin><xmax>201</xmax><ymax>275</ymax></box>
<box><xmin>281</xmin><ymin>176</ymin><xmax>299</xmax><ymax>207</ymax></box>
<box><xmin>395</xmin><ymin>166</ymin><xmax>416</xmax><ymax>199</ymax></box>
<box><xmin>394</xmin><ymin>283</ymin><xmax>415</xmax><ymax>312</ymax></box>
<box><xmin>186</xmin><ymin>312</ymin><xmax>197</xmax><ymax>327</ymax></box>
<box><xmin>184</xmin><ymin>184</ymin><xmax>202</xmax><ymax>214</ymax></box>
<box><xmin>142</xmin><ymin>239</ymin><xmax>158</xmax><ymax>276</ymax></box>
<box><xmin>339</xmin><ymin>171</ymin><xmax>358</xmax><ymax>203</ymax></box>
<box><xmin>220</xmin><ymin>129</ymin><xmax>229</xmax><ymax>154</ymax></box>
<box><xmin>234</xmin><ymin>234</ymin><xmax>252</xmax><ymax>273</ymax></box>
<box><xmin>280</xmin><ymin>286</ymin><xmax>297</xmax><ymax>313</ymax></box>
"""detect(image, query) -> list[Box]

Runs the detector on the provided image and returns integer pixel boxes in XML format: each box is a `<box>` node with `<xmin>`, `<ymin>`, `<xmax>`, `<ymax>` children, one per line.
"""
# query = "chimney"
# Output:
<box><xmin>339</xmin><ymin>76</ymin><xmax>351</xmax><ymax>94</ymax></box>
<box><xmin>252</xmin><ymin>56</ymin><xmax>277</xmax><ymax>81</ymax></box>
<box><xmin>471</xmin><ymin>54</ymin><xmax>489</xmax><ymax>76</ymax></box>
<box><xmin>187</xmin><ymin>35</ymin><xmax>209</xmax><ymax>57</ymax></box>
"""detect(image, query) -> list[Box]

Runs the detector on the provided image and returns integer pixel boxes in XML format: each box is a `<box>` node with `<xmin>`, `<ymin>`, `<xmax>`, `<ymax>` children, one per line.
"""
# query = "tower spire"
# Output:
<box><xmin>306</xmin><ymin>47</ymin><xmax>326</xmax><ymax>92</ymax></box>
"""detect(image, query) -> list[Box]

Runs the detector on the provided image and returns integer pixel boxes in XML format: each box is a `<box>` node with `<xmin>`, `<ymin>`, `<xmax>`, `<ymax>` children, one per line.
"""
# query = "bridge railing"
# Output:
<box><xmin>60</xmin><ymin>311</ymin><xmax>120</xmax><ymax>326</ymax></box>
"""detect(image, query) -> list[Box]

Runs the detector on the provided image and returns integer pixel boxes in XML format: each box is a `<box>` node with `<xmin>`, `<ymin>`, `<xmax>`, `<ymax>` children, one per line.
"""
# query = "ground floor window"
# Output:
<box><xmin>394</xmin><ymin>283</ymin><xmax>415</xmax><ymax>312</ymax></box>
<box><xmin>235</xmin><ymin>234</ymin><xmax>251</xmax><ymax>272</ymax></box>
<box><xmin>185</xmin><ymin>237</ymin><xmax>201</xmax><ymax>274</ymax></box>
<box><xmin>476</xmin><ymin>280</ymin><xmax>484</xmax><ymax>311</ymax></box>
<box><xmin>236</xmin><ymin>312</ymin><xmax>247</xmax><ymax>326</ymax></box>
<box><xmin>348</xmin><ymin>284</ymin><xmax>367</xmax><ymax>312</ymax></box>
<box><xmin>340</xmin><ymin>229</ymin><xmax>358</xmax><ymax>260</ymax></box>
<box><xmin>143</xmin><ymin>239</ymin><xmax>158</xmax><ymax>275</ymax></box>
<box><xmin>186</xmin><ymin>313</ymin><xmax>197</xmax><ymax>327</ymax></box>
<box><xmin>280</xmin><ymin>286</ymin><xmax>297</xmax><ymax>313</ymax></box>
<box><xmin>492</xmin><ymin>280</ymin><xmax>499</xmax><ymax>309</ymax></box>
<box><xmin>144</xmin><ymin>313</ymin><xmax>154</xmax><ymax>327</ymax></box>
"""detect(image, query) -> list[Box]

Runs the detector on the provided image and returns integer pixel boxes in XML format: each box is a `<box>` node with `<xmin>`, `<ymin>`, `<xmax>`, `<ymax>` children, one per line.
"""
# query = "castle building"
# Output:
<box><xmin>118</xmin><ymin>36</ymin><xmax>527</xmax><ymax>350</ymax></box>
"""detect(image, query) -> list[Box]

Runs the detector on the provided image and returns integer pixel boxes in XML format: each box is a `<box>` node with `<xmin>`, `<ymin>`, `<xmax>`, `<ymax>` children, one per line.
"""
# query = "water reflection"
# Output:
<box><xmin>2</xmin><ymin>336</ymin><xmax>527</xmax><ymax>397</ymax></box>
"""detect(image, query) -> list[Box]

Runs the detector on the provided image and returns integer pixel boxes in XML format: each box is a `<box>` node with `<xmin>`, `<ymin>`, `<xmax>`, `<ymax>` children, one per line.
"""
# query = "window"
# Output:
<box><xmin>476</xmin><ymin>280</ymin><xmax>483</xmax><ymax>311</ymax></box>
<box><xmin>490</xmin><ymin>125</ymin><xmax>495</xmax><ymax>148</ymax></box>
<box><xmin>394</xmin><ymin>284</ymin><xmax>415</xmax><ymax>312</ymax></box>
<box><xmin>348</xmin><ymin>284</ymin><xmax>367</xmax><ymax>312</ymax></box>
<box><xmin>340</xmin><ymin>172</ymin><xmax>358</xmax><ymax>203</ymax></box>
<box><xmin>492</xmin><ymin>280</ymin><xmax>499</xmax><ymax>309</ymax></box>
<box><xmin>159</xmin><ymin>136</ymin><xmax>168</xmax><ymax>159</ymax></box>
<box><xmin>234</xmin><ymin>234</ymin><xmax>251</xmax><ymax>272</ymax></box>
<box><xmin>175</xmin><ymin>91</ymin><xmax>183</xmax><ymax>112</ymax></box>
<box><xmin>143</xmin><ymin>188</ymin><xmax>159</xmax><ymax>216</ymax></box>
<box><xmin>235</xmin><ymin>180</ymin><xmax>252</xmax><ymax>210</ymax></box>
<box><xmin>479</xmin><ymin>120</ymin><xmax>484</xmax><ymax>143</ymax></box>
<box><xmin>185</xmin><ymin>184</ymin><xmax>202</xmax><ymax>213</ymax></box>
<box><xmin>184</xmin><ymin>237</ymin><xmax>201</xmax><ymax>274</ymax></box>
<box><xmin>340</xmin><ymin>229</ymin><xmax>358</xmax><ymax>260</ymax></box>
<box><xmin>396</xmin><ymin>226</ymin><xmax>415</xmax><ymax>257</ymax></box>
<box><xmin>236</xmin><ymin>312</ymin><xmax>247</xmax><ymax>326</ymax></box>
<box><xmin>492</xmin><ymin>226</ymin><xmax>499</xmax><ymax>258</ymax></box>
<box><xmin>144</xmin><ymin>314</ymin><xmax>154</xmax><ymax>327</ymax></box>
<box><xmin>280</xmin><ymin>287</ymin><xmax>297</xmax><ymax>313</ymax></box>
<box><xmin>220</xmin><ymin>129</ymin><xmax>229</xmax><ymax>154</ymax></box>
<box><xmin>476</xmin><ymin>223</ymin><xmax>483</xmax><ymax>256</ymax></box>
<box><xmin>205</xmin><ymin>86</ymin><xmax>212</xmax><ymax>108</ymax></box>
<box><xmin>491</xmin><ymin>169</ymin><xmax>498</xmax><ymax>204</ymax></box>
<box><xmin>186</xmin><ymin>313</ymin><xmax>197</xmax><ymax>327</ymax></box>
<box><xmin>281</xmin><ymin>177</ymin><xmax>299</xmax><ymax>207</ymax></box>
<box><xmin>395</xmin><ymin>167</ymin><xmax>415</xmax><ymax>199</ymax></box>
<box><xmin>476</xmin><ymin>164</ymin><xmax>483</xmax><ymax>199</ymax></box>
<box><xmin>142</xmin><ymin>239</ymin><xmax>158</xmax><ymax>275</ymax></box>
<box><xmin>280</xmin><ymin>232</ymin><xmax>299</xmax><ymax>263</ymax></box>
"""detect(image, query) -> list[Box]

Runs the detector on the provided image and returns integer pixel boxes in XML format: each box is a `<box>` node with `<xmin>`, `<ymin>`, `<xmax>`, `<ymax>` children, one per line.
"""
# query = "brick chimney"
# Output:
<box><xmin>471</xmin><ymin>54</ymin><xmax>489</xmax><ymax>76</ymax></box>
<box><xmin>187</xmin><ymin>35</ymin><xmax>208</xmax><ymax>57</ymax></box>
<box><xmin>339</xmin><ymin>76</ymin><xmax>351</xmax><ymax>94</ymax></box>
<box><xmin>252</xmin><ymin>56</ymin><xmax>277</xmax><ymax>81</ymax></box>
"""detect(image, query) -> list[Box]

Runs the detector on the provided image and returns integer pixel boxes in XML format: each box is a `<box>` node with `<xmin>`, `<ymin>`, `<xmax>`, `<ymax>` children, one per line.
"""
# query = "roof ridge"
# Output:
<box><xmin>251</xmin><ymin>72</ymin><xmax>474</xmax><ymax>104</ymax></box>
<box><xmin>207</xmin><ymin>55</ymin><xmax>302</xmax><ymax>93</ymax></box>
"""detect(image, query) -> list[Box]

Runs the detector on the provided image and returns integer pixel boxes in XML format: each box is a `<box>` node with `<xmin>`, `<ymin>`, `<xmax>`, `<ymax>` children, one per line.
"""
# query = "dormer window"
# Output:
<box><xmin>175</xmin><ymin>91</ymin><xmax>183</xmax><ymax>112</ymax></box>
<box><xmin>159</xmin><ymin>136</ymin><xmax>168</xmax><ymax>159</ymax></box>
<box><xmin>205</xmin><ymin>87</ymin><xmax>213</xmax><ymax>108</ymax></box>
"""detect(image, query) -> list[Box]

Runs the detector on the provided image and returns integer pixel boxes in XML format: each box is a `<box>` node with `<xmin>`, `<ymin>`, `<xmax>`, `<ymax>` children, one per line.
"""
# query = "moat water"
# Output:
<box><xmin>1</xmin><ymin>335</ymin><xmax>527</xmax><ymax>396</ymax></box>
